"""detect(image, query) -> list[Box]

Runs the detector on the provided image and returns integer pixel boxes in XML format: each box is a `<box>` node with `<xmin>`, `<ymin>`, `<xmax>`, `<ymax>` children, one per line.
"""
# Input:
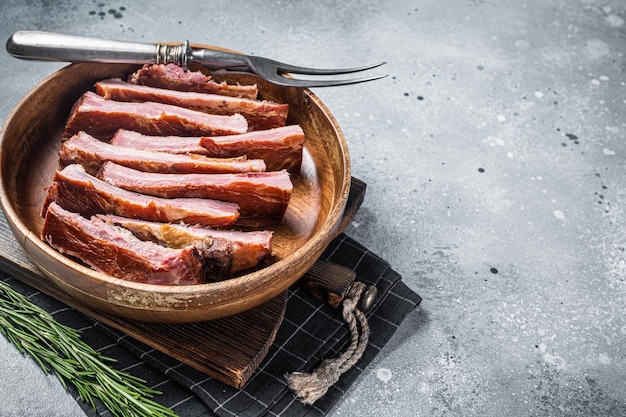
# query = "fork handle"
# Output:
<box><xmin>7</xmin><ymin>31</ymin><xmax>161</xmax><ymax>63</ymax></box>
<box><xmin>6</xmin><ymin>30</ymin><xmax>246</xmax><ymax>70</ymax></box>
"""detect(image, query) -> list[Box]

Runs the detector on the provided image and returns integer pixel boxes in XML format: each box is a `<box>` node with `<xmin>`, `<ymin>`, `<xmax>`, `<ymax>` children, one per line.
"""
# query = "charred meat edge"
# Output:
<box><xmin>97</xmin><ymin>214</ymin><xmax>273</xmax><ymax>274</ymax></box>
<box><xmin>42</xmin><ymin>202</ymin><xmax>233</xmax><ymax>285</ymax></box>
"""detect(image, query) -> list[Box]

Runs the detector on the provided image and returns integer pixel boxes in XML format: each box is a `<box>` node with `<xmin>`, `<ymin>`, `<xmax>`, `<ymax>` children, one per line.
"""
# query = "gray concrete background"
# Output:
<box><xmin>1</xmin><ymin>0</ymin><xmax>625</xmax><ymax>416</ymax></box>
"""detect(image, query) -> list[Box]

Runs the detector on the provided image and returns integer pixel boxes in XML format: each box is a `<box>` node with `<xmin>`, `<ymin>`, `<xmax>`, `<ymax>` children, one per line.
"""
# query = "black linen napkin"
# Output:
<box><xmin>1</xmin><ymin>233</ymin><xmax>421</xmax><ymax>417</ymax></box>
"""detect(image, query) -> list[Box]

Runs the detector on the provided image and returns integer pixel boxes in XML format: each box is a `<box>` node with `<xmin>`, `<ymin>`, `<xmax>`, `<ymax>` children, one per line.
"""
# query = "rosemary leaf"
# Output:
<box><xmin>0</xmin><ymin>280</ymin><xmax>179</xmax><ymax>417</ymax></box>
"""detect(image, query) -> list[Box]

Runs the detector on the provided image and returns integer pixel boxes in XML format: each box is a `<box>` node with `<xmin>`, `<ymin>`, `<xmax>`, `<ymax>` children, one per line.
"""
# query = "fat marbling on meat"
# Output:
<box><xmin>128</xmin><ymin>63</ymin><xmax>259</xmax><ymax>99</ymax></box>
<box><xmin>44</xmin><ymin>164</ymin><xmax>240</xmax><ymax>227</ymax></box>
<box><xmin>42</xmin><ymin>202</ymin><xmax>233</xmax><ymax>285</ymax></box>
<box><xmin>98</xmin><ymin>161</ymin><xmax>293</xmax><ymax>218</ymax></box>
<box><xmin>96</xmin><ymin>78</ymin><xmax>288</xmax><ymax>131</ymax></box>
<box><xmin>64</xmin><ymin>91</ymin><xmax>248</xmax><ymax>139</ymax></box>
<box><xmin>110</xmin><ymin>125</ymin><xmax>304</xmax><ymax>172</ymax></box>
<box><xmin>61</xmin><ymin>131</ymin><xmax>266</xmax><ymax>175</ymax></box>
<box><xmin>98</xmin><ymin>214</ymin><xmax>273</xmax><ymax>275</ymax></box>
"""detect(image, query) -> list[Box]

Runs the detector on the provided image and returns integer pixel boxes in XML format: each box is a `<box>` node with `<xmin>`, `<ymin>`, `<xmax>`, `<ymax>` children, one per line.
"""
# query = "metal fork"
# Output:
<box><xmin>6</xmin><ymin>30</ymin><xmax>386</xmax><ymax>88</ymax></box>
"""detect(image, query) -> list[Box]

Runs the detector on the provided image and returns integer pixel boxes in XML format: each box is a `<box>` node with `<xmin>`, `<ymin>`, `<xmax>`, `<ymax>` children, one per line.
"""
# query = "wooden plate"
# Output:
<box><xmin>0</xmin><ymin>61</ymin><xmax>350</xmax><ymax>323</ymax></box>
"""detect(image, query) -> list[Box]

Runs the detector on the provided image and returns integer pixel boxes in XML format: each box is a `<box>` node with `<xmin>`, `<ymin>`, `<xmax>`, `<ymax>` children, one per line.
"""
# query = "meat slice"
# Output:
<box><xmin>110</xmin><ymin>129</ymin><xmax>209</xmax><ymax>155</ymax></box>
<box><xmin>200</xmin><ymin>125</ymin><xmax>304</xmax><ymax>173</ymax></box>
<box><xmin>96</xmin><ymin>78</ymin><xmax>288</xmax><ymax>131</ymax></box>
<box><xmin>110</xmin><ymin>125</ymin><xmax>304</xmax><ymax>172</ymax></box>
<box><xmin>97</xmin><ymin>214</ymin><xmax>273</xmax><ymax>274</ymax></box>
<box><xmin>98</xmin><ymin>162</ymin><xmax>292</xmax><ymax>218</ymax></box>
<box><xmin>44</xmin><ymin>164</ymin><xmax>240</xmax><ymax>227</ymax></box>
<box><xmin>64</xmin><ymin>91</ymin><xmax>248</xmax><ymax>139</ymax></box>
<box><xmin>128</xmin><ymin>64</ymin><xmax>259</xmax><ymax>99</ymax></box>
<box><xmin>60</xmin><ymin>131</ymin><xmax>266</xmax><ymax>175</ymax></box>
<box><xmin>42</xmin><ymin>202</ymin><xmax>232</xmax><ymax>285</ymax></box>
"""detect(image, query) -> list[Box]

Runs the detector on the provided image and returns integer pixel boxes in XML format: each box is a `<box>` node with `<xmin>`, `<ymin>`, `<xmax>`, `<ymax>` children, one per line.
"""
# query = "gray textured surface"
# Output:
<box><xmin>1</xmin><ymin>0</ymin><xmax>625</xmax><ymax>416</ymax></box>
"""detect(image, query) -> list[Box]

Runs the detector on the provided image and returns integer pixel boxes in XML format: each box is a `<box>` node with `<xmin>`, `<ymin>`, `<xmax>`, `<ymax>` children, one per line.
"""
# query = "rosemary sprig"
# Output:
<box><xmin>0</xmin><ymin>280</ymin><xmax>178</xmax><ymax>417</ymax></box>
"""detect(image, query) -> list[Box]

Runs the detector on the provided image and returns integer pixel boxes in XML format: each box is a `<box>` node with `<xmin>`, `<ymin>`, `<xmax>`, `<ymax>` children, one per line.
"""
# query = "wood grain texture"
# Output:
<box><xmin>301</xmin><ymin>177</ymin><xmax>365</xmax><ymax>307</ymax></box>
<box><xmin>0</xmin><ymin>58</ymin><xmax>351</xmax><ymax>323</ymax></box>
<box><xmin>0</xmin><ymin>251</ymin><xmax>285</xmax><ymax>389</ymax></box>
<box><xmin>0</xmin><ymin>178</ymin><xmax>364</xmax><ymax>388</ymax></box>
<box><xmin>302</xmin><ymin>260</ymin><xmax>356</xmax><ymax>308</ymax></box>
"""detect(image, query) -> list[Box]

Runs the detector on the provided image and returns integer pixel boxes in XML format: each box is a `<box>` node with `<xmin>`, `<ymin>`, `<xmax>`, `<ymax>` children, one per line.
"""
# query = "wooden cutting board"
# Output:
<box><xmin>0</xmin><ymin>177</ymin><xmax>365</xmax><ymax>388</ymax></box>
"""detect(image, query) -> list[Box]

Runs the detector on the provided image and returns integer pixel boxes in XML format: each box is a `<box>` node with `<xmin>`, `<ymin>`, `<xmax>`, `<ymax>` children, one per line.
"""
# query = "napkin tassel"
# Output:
<box><xmin>288</xmin><ymin>281</ymin><xmax>370</xmax><ymax>405</ymax></box>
